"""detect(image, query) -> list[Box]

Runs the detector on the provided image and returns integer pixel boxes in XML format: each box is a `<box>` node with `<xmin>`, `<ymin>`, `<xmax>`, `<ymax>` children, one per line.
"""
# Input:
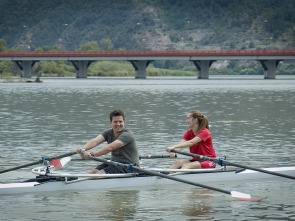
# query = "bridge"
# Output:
<box><xmin>0</xmin><ymin>50</ymin><xmax>295</xmax><ymax>79</ymax></box>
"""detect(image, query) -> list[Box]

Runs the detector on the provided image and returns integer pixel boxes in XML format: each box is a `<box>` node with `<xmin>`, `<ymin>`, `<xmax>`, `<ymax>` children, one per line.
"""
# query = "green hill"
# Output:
<box><xmin>1</xmin><ymin>0</ymin><xmax>295</xmax><ymax>51</ymax></box>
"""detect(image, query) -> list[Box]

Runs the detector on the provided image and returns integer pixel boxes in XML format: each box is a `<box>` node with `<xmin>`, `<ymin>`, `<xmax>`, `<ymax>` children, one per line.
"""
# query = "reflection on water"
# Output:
<box><xmin>180</xmin><ymin>189</ymin><xmax>214</xmax><ymax>218</ymax></box>
<box><xmin>100</xmin><ymin>191</ymin><xmax>139</xmax><ymax>220</ymax></box>
<box><xmin>0</xmin><ymin>76</ymin><xmax>295</xmax><ymax>220</ymax></box>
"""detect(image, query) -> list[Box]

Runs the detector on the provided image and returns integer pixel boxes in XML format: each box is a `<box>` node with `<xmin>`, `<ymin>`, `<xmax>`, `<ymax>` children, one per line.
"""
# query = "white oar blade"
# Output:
<box><xmin>50</xmin><ymin>157</ymin><xmax>71</xmax><ymax>168</ymax></box>
<box><xmin>231</xmin><ymin>191</ymin><xmax>265</xmax><ymax>202</ymax></box>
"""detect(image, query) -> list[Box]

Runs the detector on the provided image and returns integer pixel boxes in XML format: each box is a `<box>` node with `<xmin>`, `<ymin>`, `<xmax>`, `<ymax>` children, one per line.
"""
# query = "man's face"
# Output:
<box><xmin>110</xmin><ymin>116</ymin><xmax>125</xmax><ymax>133</ymax></box>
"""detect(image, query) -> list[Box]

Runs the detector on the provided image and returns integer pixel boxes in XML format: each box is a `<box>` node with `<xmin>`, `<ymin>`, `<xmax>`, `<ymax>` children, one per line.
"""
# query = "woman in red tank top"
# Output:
<box><xmin>166</xmin><ymin>110</ymin><xmax>216</xmax><ymax>169</ymax></box>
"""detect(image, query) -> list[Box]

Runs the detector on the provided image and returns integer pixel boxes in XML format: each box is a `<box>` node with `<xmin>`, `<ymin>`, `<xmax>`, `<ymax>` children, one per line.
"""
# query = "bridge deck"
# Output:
<box><xmin>0</xmin><ymin>49</ymin><xmax>295</xmax><ymax>60</ymax></box>
<box><xmin>1</xmin><ymin>50</ymin><xmax>294</xmax><ymax>79</ymax></box>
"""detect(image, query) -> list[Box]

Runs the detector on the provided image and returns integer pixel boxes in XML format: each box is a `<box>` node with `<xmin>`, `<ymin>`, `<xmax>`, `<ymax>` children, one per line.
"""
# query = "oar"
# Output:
<box><xmin>0</xmin><ymin>151</ymin><xmax>77</xmax><ymax>174</ymax></box>
<box><xmin>139</xmin><ymin>154</ymin><xmax>175</xmax><ymax>159</ymax></box>
<box><xmin>71</xmin><ymin>154</ymin><xmax>174</xmax><ymax>162</ymax></box>
<box><xmin>88</xmin><ymin>156</ymin><xmax>264</xmax><ymax>202</ymax></box>
<box><xmin>171</xmin><ymin>150</ymin><xmax>295</xmax><ymax>180</ymax></box>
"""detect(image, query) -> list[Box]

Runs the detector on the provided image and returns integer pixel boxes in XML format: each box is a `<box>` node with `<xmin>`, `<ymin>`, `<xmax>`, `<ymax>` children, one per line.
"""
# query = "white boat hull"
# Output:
<box><xmin>1</xmin><ymin>166</ymin><xmax>295</xmax><ymax>195</ymax></box>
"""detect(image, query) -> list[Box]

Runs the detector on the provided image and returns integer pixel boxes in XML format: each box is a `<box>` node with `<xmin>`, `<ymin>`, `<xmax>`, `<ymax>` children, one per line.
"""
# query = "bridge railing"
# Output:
<box><xmin>0</xmin><ymin>49</ymin><xmax>295</xmax><ymax>58</ymax></box>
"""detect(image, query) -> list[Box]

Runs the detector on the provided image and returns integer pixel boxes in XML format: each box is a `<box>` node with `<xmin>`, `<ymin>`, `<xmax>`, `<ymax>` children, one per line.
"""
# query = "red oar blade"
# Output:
<box><xmin>231</xmin><ymin>191</ymin><xmax>265</xmax><ymax>202</ymax></box>
<box><xmin>50</xmin><ymin>156</ymin><xmax>71</xmax><ymax>168</ymax></box>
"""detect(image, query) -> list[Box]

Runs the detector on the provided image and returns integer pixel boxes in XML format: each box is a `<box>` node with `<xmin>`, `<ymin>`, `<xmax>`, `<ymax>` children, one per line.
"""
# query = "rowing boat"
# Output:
<box><xmin>1</xmin><ymin>165</ymin><xmax>295</xmax><ymax>195</ymax></box>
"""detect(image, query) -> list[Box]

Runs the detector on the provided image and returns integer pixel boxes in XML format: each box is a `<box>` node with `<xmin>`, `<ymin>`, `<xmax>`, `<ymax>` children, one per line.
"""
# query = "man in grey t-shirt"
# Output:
<box><xmin>76</xmin><ymin>110</ymin><xmax>139</xmax><ymax>174</ymax></box>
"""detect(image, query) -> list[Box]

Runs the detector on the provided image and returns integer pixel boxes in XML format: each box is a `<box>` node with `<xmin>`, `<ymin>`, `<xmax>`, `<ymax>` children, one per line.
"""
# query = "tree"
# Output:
<box><xmin>100</xmin><ymin>38</ymin><xmax>113</xmax><ymax>51</ymax></box>
<box><xmin>0</xmin><ymin>38</ymin><xmax>8</xmax><ymax>51</ymax></box>
<box><xmin>248</xmin><ymin>41</ymin><xmax>255</xmax><ymax>48</ymax></box>
<box><xmin>76</xmin><ymin>41</ymin><xmax>100</xmax><ymax>51</ymax></box>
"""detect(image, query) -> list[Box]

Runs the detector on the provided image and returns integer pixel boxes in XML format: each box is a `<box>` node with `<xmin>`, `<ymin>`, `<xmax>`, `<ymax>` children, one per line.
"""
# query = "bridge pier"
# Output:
<box><xmin>191</xmin><ymin>60</ymin><xmax>216</xmax><ymax>79</ymax></box>
<box><xmin>259</xmin><ymin>60</ymin><xmax>281</xmax><ymax>79</ymax></box>
<box><xmin>14</xmin><ymin>61</ymin><xmax>38</xmax><ymax>78</ymax></box>
<box><xmin>129</xmin><ymin>60</ymin><xmax>152</xmax><ymax>78</ymax></box>
<box><xmin>71</xmin><ymin>61</ymin><xmax>92</xmax><ymax>78</ymax></box>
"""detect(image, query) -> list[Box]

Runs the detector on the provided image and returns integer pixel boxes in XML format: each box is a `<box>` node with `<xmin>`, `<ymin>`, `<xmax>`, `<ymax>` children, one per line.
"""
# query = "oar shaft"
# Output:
<box><xmin>0</xmin><ymin>151</ymin><xmax>76</xmax><ymax>174</ymax></box>
<box><xmin>171</xmin><ymin>150</ymin><xmax>218</xmax><ymax>162</ymax></box>
<box><xmin>228</xmin><ymin>162</ymin><xmax>295</xmax><ymax>180</ymax></box>
<box><xmin>0</xmin><ymin>161</ymin><xmax>41</xmax><ymax>174</ymax></box>
<box><xmin>171</xmin><ymin>150</ymin><xmax>295</xmax><ymax>180</ymax></box>
<box><xmin>139</xmin><ymin>155</ymin><xmax>173</xmax><ymax>159</ymax></box>
<box><xmin>88</xmin><ymin>156</ymin><xmax>230</xmax><ymax>195</ymax></box>
<box><xmin>72</xmin><ymin>154</ymin><xmax>173</xmax><ymax>161</ymax></box>
<box><xmin>46</xmin><ymin>151</ymin><xmax>77</xmax><ymax>161</ymax></box>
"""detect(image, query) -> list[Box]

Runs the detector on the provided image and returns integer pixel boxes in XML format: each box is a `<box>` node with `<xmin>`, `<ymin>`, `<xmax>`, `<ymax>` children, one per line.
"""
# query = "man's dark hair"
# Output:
<box><xmin>109</xmin><ymin>110</ymin><xmax>125</xmax><ymax>121</ymax></box>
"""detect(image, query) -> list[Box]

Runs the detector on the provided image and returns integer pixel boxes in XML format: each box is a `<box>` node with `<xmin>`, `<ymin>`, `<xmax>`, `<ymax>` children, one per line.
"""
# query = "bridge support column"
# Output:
<box><xmin>14</xmin><ymin>61</ymin><xmax>38</xmax><ymax>78</ymax></box>
<box><xmin>129</xmin><ymin>60</ymin><xmax>152</xmax><ymax>78</ymax></box>
<box><xmin>71</xmin><ymin>61</ymin><xmax>92</xmax><ymax>78</ymax></box>
<box><xmin>191</xmin><ymin>60</ymin><xmax>215</xmax><ymax>79</ymax></box>
<box><xmin>259</xmin><ymin>60</ymin><xmax>281</xmax><ymax>79</ymax></box>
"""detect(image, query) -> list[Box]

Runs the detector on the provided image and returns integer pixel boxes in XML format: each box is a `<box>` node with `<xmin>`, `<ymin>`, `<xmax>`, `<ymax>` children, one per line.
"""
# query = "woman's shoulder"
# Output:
<box><xmin>198</xmin><ymin>128</ymin><xmax>210</xmax><ymax>135</ymax></box>
<box><xmin>184</xmin><ymin>129</ymin><xmax>193</xmax><ymax>134</ymax></box>
<box><xmin>183</xmin><ymin>129</ymin><xmax>194</xmax><ymax>139</ymax></box>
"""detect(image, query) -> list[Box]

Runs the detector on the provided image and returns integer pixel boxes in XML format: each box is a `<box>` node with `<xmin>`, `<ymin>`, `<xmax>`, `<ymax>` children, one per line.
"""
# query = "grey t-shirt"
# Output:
<box><xmin>101</xmin><ymin>128</ymin><xmax>139</xmax><ymax>165</ymax></box>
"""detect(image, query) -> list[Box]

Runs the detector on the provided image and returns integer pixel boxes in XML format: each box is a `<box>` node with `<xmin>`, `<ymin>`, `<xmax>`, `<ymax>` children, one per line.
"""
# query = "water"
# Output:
<box><xmin>1</xmin><ymin>76</ymin><xmax>295</xmax><ymax>220</ymax></box>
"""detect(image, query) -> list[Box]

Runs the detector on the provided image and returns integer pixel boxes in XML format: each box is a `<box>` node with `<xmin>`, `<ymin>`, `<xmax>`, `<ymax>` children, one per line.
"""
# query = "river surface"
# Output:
<box><xmin>0</xmin><ymin>76</ymin><xmax>295</xmax><ymax>220</ymax></box>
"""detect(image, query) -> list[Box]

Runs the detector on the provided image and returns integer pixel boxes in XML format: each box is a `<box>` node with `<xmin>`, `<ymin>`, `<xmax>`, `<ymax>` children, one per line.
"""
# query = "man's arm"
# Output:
<box><xmin>76</xmin><ymin>134</ymin><xmax>105</xmax><ymax>154</ymax></box>
<box><xmin>91</xmin><ymin>139</ymin><xmax>124</xmax><ymax>157</ymax></box>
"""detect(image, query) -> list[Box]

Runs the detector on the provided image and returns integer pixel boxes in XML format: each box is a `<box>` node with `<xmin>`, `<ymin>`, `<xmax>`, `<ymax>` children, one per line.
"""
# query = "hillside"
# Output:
<box><xmin>1</xmin><ymin>0</ymin><xmax>295</xmax><ymax>51</ymax></box>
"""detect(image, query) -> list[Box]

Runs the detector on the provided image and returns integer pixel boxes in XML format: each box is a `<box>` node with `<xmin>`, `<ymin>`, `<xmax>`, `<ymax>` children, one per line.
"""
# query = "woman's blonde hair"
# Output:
<box><xmin>189</xmin><ymin>110</ymin><xmax>209</xmax><ymax>134</ymax></box>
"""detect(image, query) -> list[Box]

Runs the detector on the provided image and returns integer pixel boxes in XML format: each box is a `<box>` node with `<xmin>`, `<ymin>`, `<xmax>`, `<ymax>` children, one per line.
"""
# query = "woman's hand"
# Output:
<box><xmin>169</xmin><ymin>152</ymin><xmax>177</xmax><ymax>158</ymax></box>
<box><xmin>166</xmin><ymin>146</ymin><xmax>175</xmax><ymax>152</ymax></box>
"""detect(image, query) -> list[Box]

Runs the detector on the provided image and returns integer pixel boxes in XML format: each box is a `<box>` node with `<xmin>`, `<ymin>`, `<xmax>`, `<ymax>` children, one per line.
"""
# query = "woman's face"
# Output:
<box><xmin>186</xmin><ymin>113</ymin><xmax>198</xmax><ymax>129</ymax></box>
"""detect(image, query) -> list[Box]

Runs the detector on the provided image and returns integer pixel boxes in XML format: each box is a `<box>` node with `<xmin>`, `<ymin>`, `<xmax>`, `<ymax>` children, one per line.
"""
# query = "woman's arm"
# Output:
<box><xmin>166</xmin><ymin>136</ymin><xmax>202</xmax><ymax>152</ymax></box>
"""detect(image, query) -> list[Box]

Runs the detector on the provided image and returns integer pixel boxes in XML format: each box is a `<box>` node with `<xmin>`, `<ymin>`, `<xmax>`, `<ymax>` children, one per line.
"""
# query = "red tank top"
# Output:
<box><xmin>182</xmin><ymin>128</ymin><xmax>216</xmax><ymax>160</ymax></box>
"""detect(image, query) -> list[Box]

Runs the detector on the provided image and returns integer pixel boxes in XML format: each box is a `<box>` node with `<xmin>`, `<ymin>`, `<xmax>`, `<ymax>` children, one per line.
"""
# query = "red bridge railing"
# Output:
<box><xmin>0</xmin><ymin>49</ymin><xmax>295</xmax><ymax>57</ymax></box>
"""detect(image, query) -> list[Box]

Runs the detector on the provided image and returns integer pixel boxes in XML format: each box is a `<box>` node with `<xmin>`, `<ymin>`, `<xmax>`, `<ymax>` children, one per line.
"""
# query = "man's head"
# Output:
<box><xmin>109</xmin><ymin>110</ymin><xmax>125</xmax><ymax>134</ymax></box>
<box><xmin>109</xmin><ymin>110</ymin><xmax>125</xmax><ymax>121</ymax></box>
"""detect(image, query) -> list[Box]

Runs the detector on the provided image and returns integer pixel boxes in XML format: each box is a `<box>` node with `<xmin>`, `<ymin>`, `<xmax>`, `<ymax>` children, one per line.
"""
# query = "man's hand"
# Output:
<box><xmin>76</xmin><ymin>148</ymin><xmax>90</xmax><ymax>160</ymax></box>
<box><xmin>81</xmin><ymin>151</ymin><xmax>90</xmax><ymax>160</ymax></box>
